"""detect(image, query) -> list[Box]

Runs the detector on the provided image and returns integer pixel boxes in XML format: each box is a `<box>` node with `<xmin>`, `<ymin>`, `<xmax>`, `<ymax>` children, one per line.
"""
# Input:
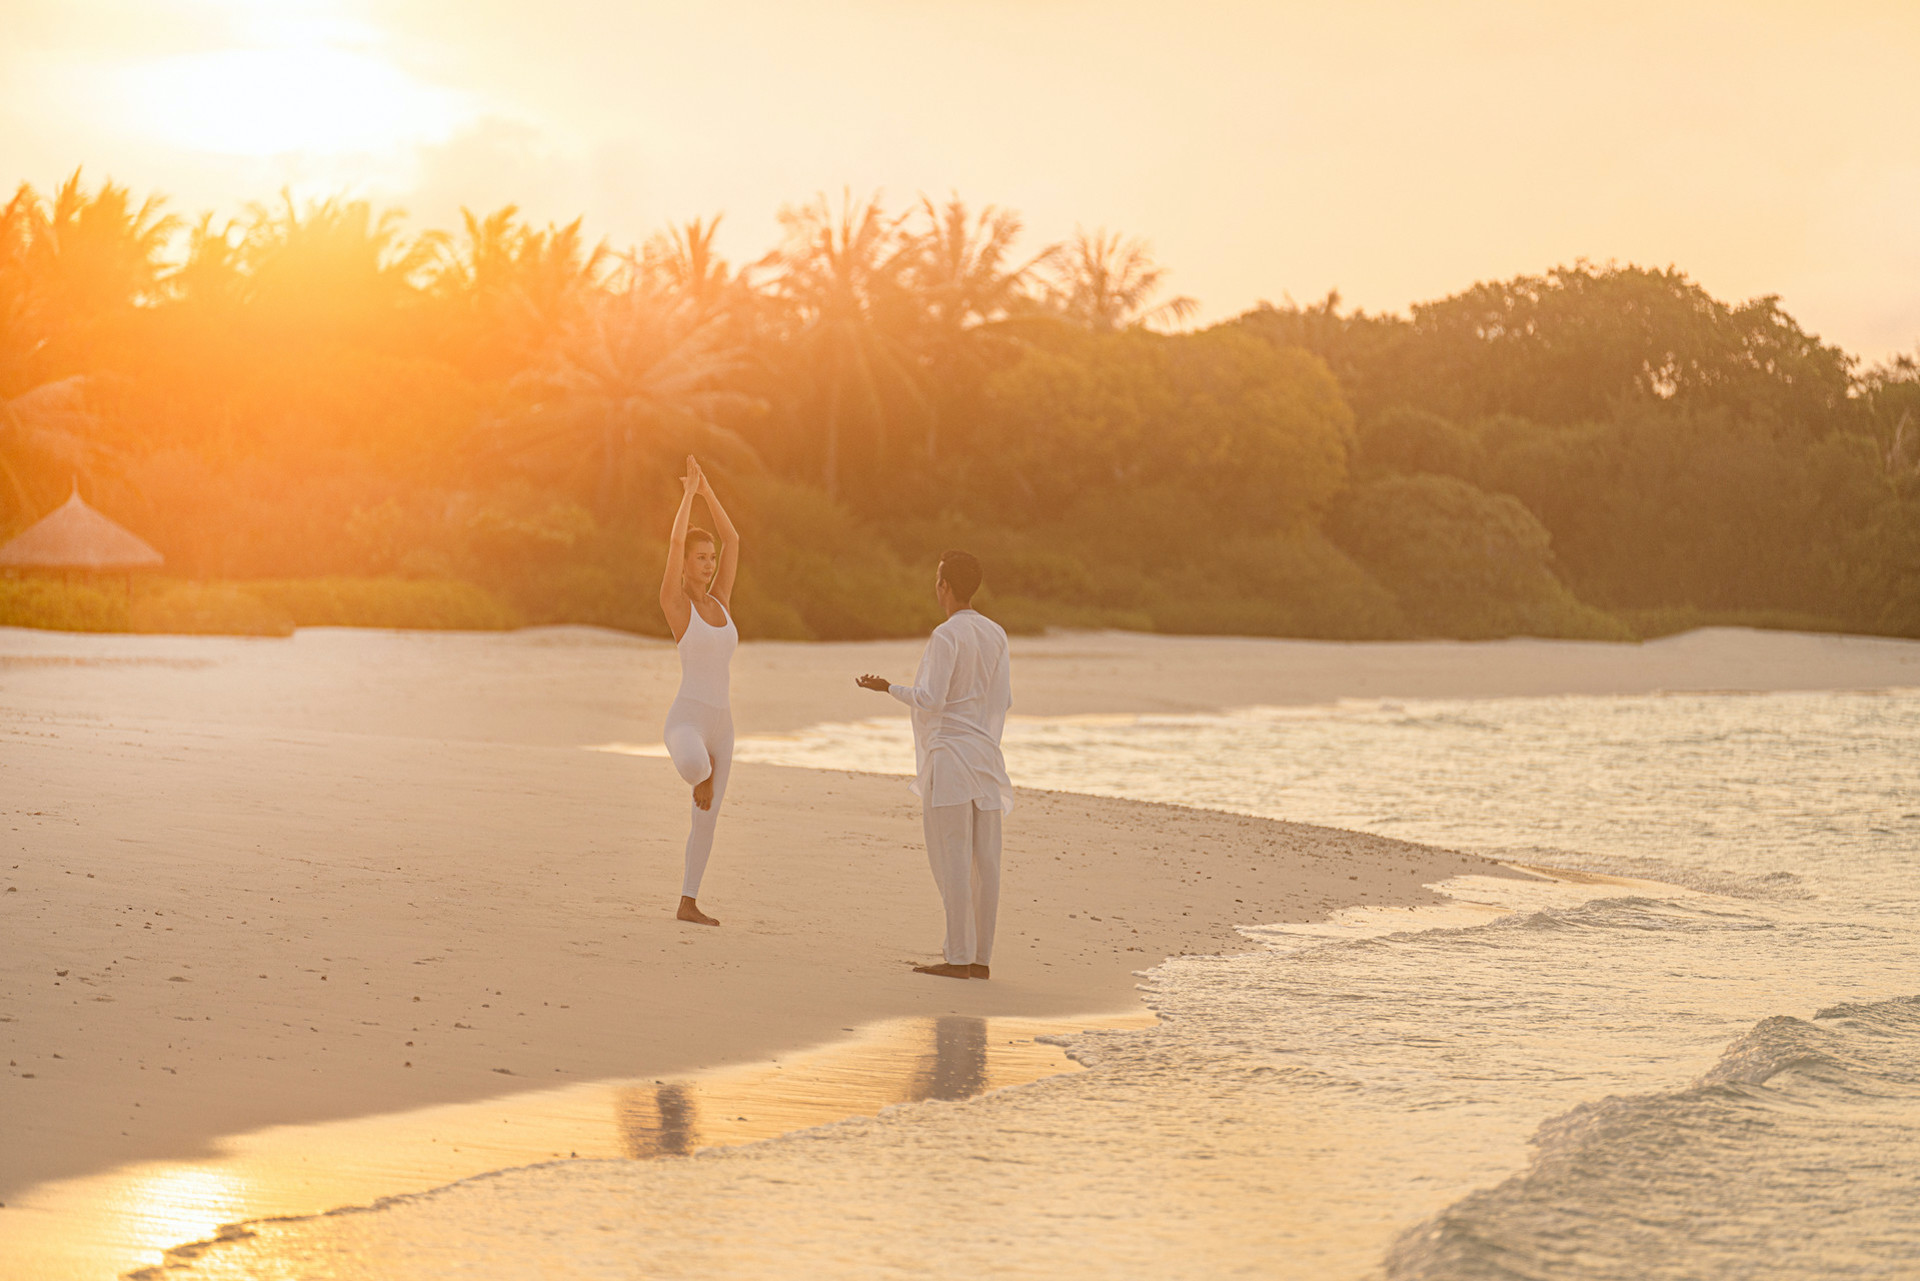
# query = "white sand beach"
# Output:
<box><xmin>2</xmin><ymin>625</ymin><xmax>1915</xmax><ymax>1278</ymax></box>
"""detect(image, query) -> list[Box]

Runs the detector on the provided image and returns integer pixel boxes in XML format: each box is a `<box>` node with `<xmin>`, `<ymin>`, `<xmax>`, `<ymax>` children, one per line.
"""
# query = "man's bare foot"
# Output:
<box><xmin>912</xmin><ymin>962</ymin><xmax>972</xmax><ymax>979</ymax></box>
<box><xmin>692</xmin><ymin>776</ymin><xmax>714</xmax><ymax>810</ymax></box>
<box><xmin>967</xmin><ymin>964</ymin><xmax>990</xmax><ymax>980</ymax></box>
<box><xmin>677</xmin><ymin>896</ymin><xmax>718</xmax><ymax>926</ymax></box>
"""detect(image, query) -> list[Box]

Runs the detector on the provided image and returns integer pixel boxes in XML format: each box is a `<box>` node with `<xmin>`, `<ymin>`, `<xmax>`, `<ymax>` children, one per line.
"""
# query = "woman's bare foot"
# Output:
<box><xmin>692</xmin><ymin>776</ymin><xmax>714</xmax><ymax>810</ymax></box>
<box><xmin>967</xmin><ymin>964</ymin><xmax>990</xmax><ymax>980</ymax></box>
<box><xmin>912</xmin><ymin>962</ymin><xmax>971</xmax><ymax>979</ymax></box>
<box><xmin>677</xmin><ymin>896</ymin><xmax>718</xmax><ymax>926</ymax></box>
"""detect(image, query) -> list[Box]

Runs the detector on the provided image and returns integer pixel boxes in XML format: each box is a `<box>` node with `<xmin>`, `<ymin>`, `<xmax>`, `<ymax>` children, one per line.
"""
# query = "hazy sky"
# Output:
<box><xmin>6</xmin><ymin>0</ymin><xmax>1917</xmax><ymax>361</ymax></box>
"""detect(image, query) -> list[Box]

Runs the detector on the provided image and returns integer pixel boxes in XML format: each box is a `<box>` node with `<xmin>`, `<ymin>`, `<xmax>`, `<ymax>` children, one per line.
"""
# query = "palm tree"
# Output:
<box><xmin>28</xmin><ymin>170</ymin><xmax>180</xmax><ymax>308</ymax></box>
<box><xmin>240</xmin><ymin>191</ymin><xmax>443</xmax><ymax>335</ymax></box>
<box><xmin>1047</xmin><ymin>227</ymin><xmax>1196</xmax><ymax>333</ymax></box>
<box><xmin>0</xmin><ymin>173</ymin><xmax>165</xmax><ymax>521</ymax></box>
<box><xmin>438</xmin><ymin>205</ymin><xmax>612</xmax><ymax>371</ymax></box>
<box><xmin>762</xmin><ymin>189</ymin><xmax>925</xmax><ymax>498</ymax></box>
<box><xmin>169</xmin><ymin>213</ymin><xmax>246</xmax><ymax>308</ymax></box>
<box><xmin>450</xmin><ymin>206</ymin><xmax>610</xmax><ymax>314</ymax></box>
<box><xmin>900</xmin><ymin>193</ymin><xmax>1057</xmax><ymax>461</ymax></box>
<box><xmin>506</xmin><ymin>283</ymin><xmax>760</xmax><ymax>514</ymax></box>
<box><xmin>13</xmin><ymin>171</ymin><xmax>180</xmax><ymax>368</ymax></box>
<box><xmin>637</xmin><ymin>216</ymin><xmax>737</xmax><ymax>317</ymax></box>
<box><xmin>0</xmin><ymin>184</ymin><xmax>39</xmax><ymax>393</ymax></box>
<box><xmin>908</xmin><ymin>195</ymin><xmax>1050</xmax><ymax>325</ymax></box>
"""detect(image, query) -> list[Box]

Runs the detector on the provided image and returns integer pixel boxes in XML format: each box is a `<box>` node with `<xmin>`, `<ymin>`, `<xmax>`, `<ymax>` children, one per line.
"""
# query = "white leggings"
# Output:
<box><xmin>663</xmin><ymin>697</ymin><xmax>733</xmax><ymax>899</ymax></box>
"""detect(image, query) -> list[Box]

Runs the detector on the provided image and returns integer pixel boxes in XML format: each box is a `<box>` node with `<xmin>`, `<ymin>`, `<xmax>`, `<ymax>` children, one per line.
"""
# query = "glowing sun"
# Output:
<box><xmin>119</xmin><ymin>43</ymin><xmax>472</xmax><ymax>158</ymax></box>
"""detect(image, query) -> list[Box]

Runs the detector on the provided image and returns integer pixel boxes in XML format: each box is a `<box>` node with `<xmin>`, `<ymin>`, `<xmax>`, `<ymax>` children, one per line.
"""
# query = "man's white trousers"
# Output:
<box><xmin>922</xmin><ymin>799</ymin><xmax>1001</xmax><ymax>965</ymax></box>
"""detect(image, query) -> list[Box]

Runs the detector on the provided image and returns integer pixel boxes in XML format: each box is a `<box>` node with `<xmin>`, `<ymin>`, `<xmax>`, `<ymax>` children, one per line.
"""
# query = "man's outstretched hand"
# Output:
<box><xmin>855</xmin><ymin>674</ymin><xmax>891</xmax><ymax>692</ymax></box>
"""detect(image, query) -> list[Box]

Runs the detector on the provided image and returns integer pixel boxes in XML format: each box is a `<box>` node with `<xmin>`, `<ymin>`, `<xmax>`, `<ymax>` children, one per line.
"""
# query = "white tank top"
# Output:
<box><xmin>675</xmin><ymin>597</ymin><xmax>736</xmax><ymax>708</ymax></box>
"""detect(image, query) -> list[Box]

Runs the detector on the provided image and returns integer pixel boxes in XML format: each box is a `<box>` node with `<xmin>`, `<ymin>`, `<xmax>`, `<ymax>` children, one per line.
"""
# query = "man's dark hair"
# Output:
<box><xmin>938</xmin><ymin>549</ymin><xmax>983</xmax><ymax>602</ymax></box>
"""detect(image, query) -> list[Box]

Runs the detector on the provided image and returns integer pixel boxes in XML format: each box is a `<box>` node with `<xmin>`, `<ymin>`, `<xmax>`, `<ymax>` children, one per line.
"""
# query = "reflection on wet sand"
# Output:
<box><xmin>919</xmin><ymin>1015</ymin><xmax>990</xmax><ymax>1101</ymax></box>
<box><xmin>1</xmin><ymin>1012</ymin><xmax>1149</xmax><ymax>1281</ymax></box>
<box><xmin>625</xmin><ymin>1083</ymin><xmax>700</xmax><ymax>1160</ymax></box>
<box><xmin>615</xmin><ymin>1013</ymin><xmax>1070</xmax><ymax>1161</ymax></box>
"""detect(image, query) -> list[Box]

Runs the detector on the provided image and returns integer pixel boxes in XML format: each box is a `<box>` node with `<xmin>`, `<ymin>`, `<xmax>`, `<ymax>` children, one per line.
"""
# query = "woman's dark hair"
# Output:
<box><xmin>938</xmin><ymin>549</ymin><xmax>983</xmax><ymax>601</ymax></box>
<box><xmin>684</xmin><ymin>526</ymin><xmax>716</xmax><ymax>551</ymax></box>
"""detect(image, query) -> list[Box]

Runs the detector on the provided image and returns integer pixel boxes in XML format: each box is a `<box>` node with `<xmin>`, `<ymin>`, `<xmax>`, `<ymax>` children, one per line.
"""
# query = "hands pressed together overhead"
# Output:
<box><xmin>682</xmin><ymin>455</ymin><xmax>708</xmax><ymax>497</ymax></box>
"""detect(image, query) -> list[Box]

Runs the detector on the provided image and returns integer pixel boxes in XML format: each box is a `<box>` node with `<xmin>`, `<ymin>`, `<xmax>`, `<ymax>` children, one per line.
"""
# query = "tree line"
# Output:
<box><xmin>3</xmin><ymin>168</ymin><xmax>1916</xmax><ymax>641</ymax></box>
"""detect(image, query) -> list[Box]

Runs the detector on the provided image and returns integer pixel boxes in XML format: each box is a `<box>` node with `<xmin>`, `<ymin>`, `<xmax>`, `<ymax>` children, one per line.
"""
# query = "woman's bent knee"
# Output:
<box><xmin>664</xmin><ymin>729</ymin><xmax>712</xmax><ymax>786</ymax></box>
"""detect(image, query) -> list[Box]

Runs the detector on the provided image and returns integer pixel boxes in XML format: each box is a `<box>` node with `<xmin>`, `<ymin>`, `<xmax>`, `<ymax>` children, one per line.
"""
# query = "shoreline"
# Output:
<box><xmin>4</xmin><ymin>626</ymin><xmax>1917</xmax><ymax>1278</ymax></box>
<box><xmin>23</xmin><ymin>1007</ymin><xmax>1159</xmax><ymax>1281</ymax></box>
<box><xmin>104</xmin><ymin>861</ymin><xmax>1710</xmax><ymax>1281</ymax></box>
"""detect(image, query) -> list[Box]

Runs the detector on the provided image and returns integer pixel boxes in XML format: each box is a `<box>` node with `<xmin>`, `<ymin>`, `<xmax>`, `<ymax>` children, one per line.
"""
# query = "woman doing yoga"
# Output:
<box><xmin>658</xmin><ymin>456</ymin><xmax>739</xmax><ymax>927</ymax></box>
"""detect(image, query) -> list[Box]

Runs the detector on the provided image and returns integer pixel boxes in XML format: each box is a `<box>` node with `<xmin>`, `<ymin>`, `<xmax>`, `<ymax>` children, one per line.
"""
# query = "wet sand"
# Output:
<box><xmin>25</xmin><ymin>1009</ymin><xmax>1156</xmax><ymax>1280</ymax></box>
<box><xmin>2</xmin><ymin>625</ymin><xmax>1913</xmax><ymax>1277</ymax></box>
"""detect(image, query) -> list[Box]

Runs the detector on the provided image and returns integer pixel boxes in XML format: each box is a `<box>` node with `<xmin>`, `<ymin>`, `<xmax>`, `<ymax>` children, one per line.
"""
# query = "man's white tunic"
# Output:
<box><xmin>888</xmin><ymin>609</ymin><xmax>1014</xmax><ymax>812</ymax></box>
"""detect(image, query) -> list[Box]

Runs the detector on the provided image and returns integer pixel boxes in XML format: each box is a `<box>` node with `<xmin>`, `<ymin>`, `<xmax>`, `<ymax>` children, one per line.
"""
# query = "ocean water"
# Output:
<box><xmin>155</xmin><ymin>689</ymin><xmax>1920</xmax><ymax>1279</ymax></box>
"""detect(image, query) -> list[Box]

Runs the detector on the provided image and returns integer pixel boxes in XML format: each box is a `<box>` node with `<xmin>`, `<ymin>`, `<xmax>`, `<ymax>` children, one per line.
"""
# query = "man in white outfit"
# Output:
<box><xmin>857</xmin><ymin>550</ymin><xmax>1013</xmax><ymax>980</ymax></box>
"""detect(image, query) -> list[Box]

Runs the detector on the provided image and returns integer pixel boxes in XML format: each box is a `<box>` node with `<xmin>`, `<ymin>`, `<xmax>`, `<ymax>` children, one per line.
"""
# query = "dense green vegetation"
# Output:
<box><xmin>3</xmin><ymin>172</ymin><xmax>1916</xmax><ymax>640</ymax></box>
<box><xmin>0</xmin><ymin>576</ymin><xmax>515</xmax><ymax>635</ymax></box>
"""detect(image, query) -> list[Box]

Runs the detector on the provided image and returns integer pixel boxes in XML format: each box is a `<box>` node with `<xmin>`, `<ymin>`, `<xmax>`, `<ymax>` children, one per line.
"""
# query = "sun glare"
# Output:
<box><xmin>119</xmin><ymin>44</ymin><xmax>472</xmax><ymax>158</ymax></box>
<box><xmin>98</xmin><ymin>1164</ymin><xmax>250</xmax><ymax>1271</ymax></box>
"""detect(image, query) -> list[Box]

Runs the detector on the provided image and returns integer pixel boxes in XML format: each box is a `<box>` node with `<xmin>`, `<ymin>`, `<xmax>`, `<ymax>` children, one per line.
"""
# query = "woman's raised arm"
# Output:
<box><xmin>658</xmin><ymin>458</ymin><xmax>701</xmax><ymax>637</ymax></box>
<box><xmin>699</xmin><ymin>467</ymin><xmax>741</xmax><ymax>607</ymax></box>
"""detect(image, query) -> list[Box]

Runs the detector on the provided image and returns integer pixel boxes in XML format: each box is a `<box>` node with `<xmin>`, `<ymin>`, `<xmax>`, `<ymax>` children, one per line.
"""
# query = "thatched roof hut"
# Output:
<box><xmin>0</xmin><ymin>486</ymin><xmax>163</xmax><ymax>572</ymax></box>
